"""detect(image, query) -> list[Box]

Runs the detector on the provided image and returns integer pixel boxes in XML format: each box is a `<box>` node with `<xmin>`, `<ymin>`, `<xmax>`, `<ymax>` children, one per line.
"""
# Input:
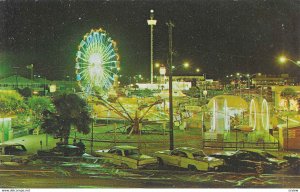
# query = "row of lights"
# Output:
<box><xmin>154</xmin><ymin>62</ymin><xmax>201</xmax><ymax>73</ymax></box>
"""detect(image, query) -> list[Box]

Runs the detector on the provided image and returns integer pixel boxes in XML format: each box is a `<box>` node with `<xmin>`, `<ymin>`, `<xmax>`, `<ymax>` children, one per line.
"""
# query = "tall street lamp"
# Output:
<box><xmin>147</xmin><ymin>9</ymin><xmax>157</xmax><ymax>84</ymax></box>
<box><xmin>278</xmin><ymin>55</ymin><xmax>300</xmax><ymax>67</ymax></box>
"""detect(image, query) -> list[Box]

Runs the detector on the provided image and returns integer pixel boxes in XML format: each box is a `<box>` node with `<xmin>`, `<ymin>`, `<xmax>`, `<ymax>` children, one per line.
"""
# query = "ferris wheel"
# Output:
<box><xmin>75</xmin><ymin>28</ymin><xmax>119</xmax><ymax>95</ymax></box>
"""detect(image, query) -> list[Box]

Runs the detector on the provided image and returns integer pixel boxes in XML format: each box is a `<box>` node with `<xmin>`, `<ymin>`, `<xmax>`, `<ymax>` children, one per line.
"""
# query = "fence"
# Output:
<box><xmin>70</xmin><ymin>130</ymin><xmax>203</xmax><ymax>154</ymax></box>
<box><xmin>204</xmin><ymin>140</ymin><xmax>280</xmax><ymax>151</ymax></box>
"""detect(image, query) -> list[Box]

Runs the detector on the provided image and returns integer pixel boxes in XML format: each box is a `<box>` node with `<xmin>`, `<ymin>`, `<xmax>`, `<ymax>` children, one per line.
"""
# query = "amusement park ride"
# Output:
<box><xmin>73</xmin><ymin>27</ymin><xmax>275</xmax><ymax>138</ymax></box>
<box><xmin>74</xmin><ymin>28</ymin><xmax>170</xmax><ymax>136</ymax></box>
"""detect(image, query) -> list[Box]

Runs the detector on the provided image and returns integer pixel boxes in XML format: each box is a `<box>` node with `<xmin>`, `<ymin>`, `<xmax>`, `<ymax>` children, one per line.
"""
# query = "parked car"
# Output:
<box><xmin>211</xmin><ymin>149</ymin><xmax>288</xmax><ymax>174</ymax></box>
<box><xmin>154</xmin><ymin>147</ymin><xmax>224</xmax><ymax>171</ymax></box>
<box><xmin>0</xmin><ymin>143</ymin><xmax>32</xmax><ymax>165</ymax></box>
<box><xmin>37</xmin><ymin>144</ymin><xmax>84</xmax><ymax>157</ymax></box>
<box><xmin>93</xmin><ymin>145</ymin><xmax>157</xmax><ymax>169</ymax></box>
<box><xmin>283</xmin><ymin>153</ymin><xmax>300</xmax><ymax>174</ymax></box>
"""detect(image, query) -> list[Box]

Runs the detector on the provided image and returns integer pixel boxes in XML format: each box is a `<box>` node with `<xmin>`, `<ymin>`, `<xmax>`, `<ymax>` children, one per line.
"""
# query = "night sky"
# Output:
<box><xmin>0</xmin><ymin>0</ymin><xmax>300</xmax><ymax>81</ymax></box>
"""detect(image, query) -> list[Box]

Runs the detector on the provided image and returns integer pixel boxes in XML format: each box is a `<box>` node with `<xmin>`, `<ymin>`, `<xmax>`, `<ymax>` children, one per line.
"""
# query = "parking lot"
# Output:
<box><xmin>0</xmin><ymin>156</ymin><xmax>299</xmax><ymax>188</ymax></box>
<box><xmin>1</xmin><ymin>134</ymin><xmax>300</xmax><ymax>188</ymax></box>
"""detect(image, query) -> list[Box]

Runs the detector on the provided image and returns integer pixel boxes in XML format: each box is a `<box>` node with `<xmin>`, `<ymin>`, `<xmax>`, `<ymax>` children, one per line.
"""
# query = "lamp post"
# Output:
<box><xmin>286</xmin><ymin>115</ymin><xmax>289</xmax><ymax>151</ymax></box>
<box><xmin>147</xmin><ymin>10</ymin><xmax>157</xmax><ymax>84</ymax></box>
<box><xmin>26</xmin><ymin>64</ymin><xmax>34</xmax><ymax>81</ymax></box>
<box><xmin>167</xmin><ymin>20</ymin><xmax>174</xmax><ymax>150</ymax></box>
<box><xmin>203</xmin><ymin>73</ymin><xmax>207</xmax><ymax>100</ymax></box>
<box><xmin>12</xmin><ymin>67</ymin><xmax>20</xmax><ymax>89</ymax></box>
<box><xmin>91</xmin><ymin>116</ymin><xmax>94</xmax><ymax>154</ymax></box>
<box><xmin>278</xmin><ymin>56</ymin><xmax>300</xmax><ymax>67</ymax></box>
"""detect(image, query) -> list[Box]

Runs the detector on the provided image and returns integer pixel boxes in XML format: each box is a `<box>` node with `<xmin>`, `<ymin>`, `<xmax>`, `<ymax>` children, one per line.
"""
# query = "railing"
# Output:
<box><xmin>204</xmin><ymin>140</ymin><xmax>280</xmax><ymax>151</ymax></box>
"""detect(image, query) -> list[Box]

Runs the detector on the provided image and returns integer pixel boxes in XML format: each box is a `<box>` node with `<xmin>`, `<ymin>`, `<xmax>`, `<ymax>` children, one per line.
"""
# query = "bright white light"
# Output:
<box><xmin>88</xmin><ymin>53</ymin><xmax>104</xmax><ymax>83</ymax></box>
<box><xmin>279</xmin><ymin>56</ymin><xmax>287</xmax><ymax>63</ymax></box>
<box><xmin>183</xmin><ymin>62</ymin><xmax>189</xmax><ymax>68</ymax></box>
<box><xmin>89</xmin><ymin>53</ymin><xmax>103</xmax><ymax>65</ymax></box>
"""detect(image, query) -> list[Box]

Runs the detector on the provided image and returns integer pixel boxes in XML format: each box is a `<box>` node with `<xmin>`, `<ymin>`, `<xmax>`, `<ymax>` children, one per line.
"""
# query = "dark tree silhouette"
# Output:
<box><xmin>41</xmin><ymin>93</ymin><xmax>91</xmax><ymax>144</ymax></box>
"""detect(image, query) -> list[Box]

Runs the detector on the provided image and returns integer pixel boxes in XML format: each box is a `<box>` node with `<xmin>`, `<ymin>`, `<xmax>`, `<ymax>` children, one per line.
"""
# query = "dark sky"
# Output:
<box><xmin>0</xmin><ymin>0</ymin><xmax>300</xmax><ymax>81</ymax></box>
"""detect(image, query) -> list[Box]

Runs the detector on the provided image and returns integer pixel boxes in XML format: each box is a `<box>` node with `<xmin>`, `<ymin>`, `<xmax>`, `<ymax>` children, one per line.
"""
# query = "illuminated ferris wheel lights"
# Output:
<box><xmin>76</xmin><ymin>28</ymin><xmax>119</xmax><ymax>95</ymax></box>
<box><xmin>89</xmin><ymin>53</ymin><xmax>103</xmax><ymax>65</ymax></box>
<box><xmin>89</xmin><ymin>63</ymin><xmax>103</xmax><ymax>80</ymax></box>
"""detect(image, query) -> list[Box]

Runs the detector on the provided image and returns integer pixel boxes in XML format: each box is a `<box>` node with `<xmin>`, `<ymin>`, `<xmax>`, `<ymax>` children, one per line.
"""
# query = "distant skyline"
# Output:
<box><xmin>0</xmin><ymin>0</ymin><xmax>300</xmax><ymax>80</ymax></box>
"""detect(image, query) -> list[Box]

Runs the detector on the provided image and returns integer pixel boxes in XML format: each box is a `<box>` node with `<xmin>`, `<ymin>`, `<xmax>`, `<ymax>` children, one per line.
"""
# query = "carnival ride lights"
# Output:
<box><xmin>75</xmin><ymin>28</ymin><xmax>119</xmax><ymax>95</ymax></box>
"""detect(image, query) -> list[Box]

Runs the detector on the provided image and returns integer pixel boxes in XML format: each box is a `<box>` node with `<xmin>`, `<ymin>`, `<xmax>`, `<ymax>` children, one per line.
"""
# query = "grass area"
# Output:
<box><xmin>69</xmin><ymin>124</ymin><xmax>202</xmax><ymax>154</ymax></box>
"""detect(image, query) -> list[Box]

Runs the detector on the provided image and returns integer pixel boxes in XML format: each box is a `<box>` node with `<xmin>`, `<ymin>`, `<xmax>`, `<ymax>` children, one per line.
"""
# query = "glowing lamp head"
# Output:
<box><xmin>183</xmin><ymin>62</ymin><xmax>189</xmax><ymax>68</ymax></box>
<box><xmin>279</xmin><ymin>56</ymin><xmax>287</xmax><ymax>64</ymax></box>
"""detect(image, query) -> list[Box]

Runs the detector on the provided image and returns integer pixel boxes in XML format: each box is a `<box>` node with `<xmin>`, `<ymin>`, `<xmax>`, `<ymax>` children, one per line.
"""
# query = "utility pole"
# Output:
<box><xmin>286</xmin><ymin>115</ymin><xmax>289</xmax><ymax>151</ymax></box>
<box><xmin>147</xmin><ymin>10</ymin><xmax>157</xmax><ymax>84</ymax></box>
<box><xmin>167</xmin><ymin>20</ymin><xmax>174</xmax><ymax>150</ymax></box>
<box><xmin>13</xmin><ymin>67</ymin><xmax>20</xmax><ymax>89</ymax></box>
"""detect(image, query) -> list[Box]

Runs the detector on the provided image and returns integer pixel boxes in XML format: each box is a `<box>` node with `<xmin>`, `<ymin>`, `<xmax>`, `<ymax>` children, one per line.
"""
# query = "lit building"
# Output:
<box><xmin>0</xmin><ymin>75</ymin><xmax>76</xmax><ymax>95</ymax></box>
<box><xmin>252</xmin><ymin>74</ymin><xmax>296</xmax><ymax>87</ymax></box>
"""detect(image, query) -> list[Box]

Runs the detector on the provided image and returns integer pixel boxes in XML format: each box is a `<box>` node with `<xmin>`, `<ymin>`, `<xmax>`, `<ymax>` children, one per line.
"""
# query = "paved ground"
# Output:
<box><xmin>0</xmin><ymin>158</ymin><xmax>299</xmax><ymax>188</ymax></box>
<box><xmin>2</xmin><ymin>134</ymin><xmax>300</xmax><ymax>188</ymax></box>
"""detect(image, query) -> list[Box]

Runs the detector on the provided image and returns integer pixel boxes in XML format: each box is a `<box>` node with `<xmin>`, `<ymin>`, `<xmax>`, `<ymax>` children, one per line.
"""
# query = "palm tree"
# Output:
<box><xmin>280</xmin><ymin>88</ymin><xmax>297</xmax><ymax>111</ymax></box>
<box><xmin>41</xmin><ymin>93</ymin><xmax>91</xmax><ymax>144</ymax></box>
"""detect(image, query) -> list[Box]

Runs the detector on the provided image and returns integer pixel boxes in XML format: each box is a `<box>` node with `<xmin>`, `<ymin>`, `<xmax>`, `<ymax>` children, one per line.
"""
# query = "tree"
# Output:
<box><xmin>183</xmin><ymin>87</ymin><xmax>200</xmax><ymax>98</ymax></box>
<box><xmin>41</xmin><ymin>93</ymin><xmax>91</xmax><ymax>144</ymax></box>
<box><xmin>0</xmin><ymin>91</ymin><xmax>26</xmax><ymax>142</ymax></box>
<box><xmin>0</xmin><ymin>90</ymin><xmax>25</xmax><ymax>117</ymax></box>
<box><xmin>17</xmin><ymin>87</ymin><xmax>32</xmax><ymax>98</ymax></box>
<box><xmin>280</xmin><ymin>88</ymin><xmax>297</xmax><ymax>111</ymax></box>
<box><xmin>28</xmin><ymin>96</ymin><xmax>55</xmax><ymax>130</ymax></box>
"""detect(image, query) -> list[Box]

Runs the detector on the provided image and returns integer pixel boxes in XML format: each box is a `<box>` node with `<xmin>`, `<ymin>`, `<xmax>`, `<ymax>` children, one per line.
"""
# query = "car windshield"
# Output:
<box><xmin>125</xmin><ymin>149</ymin><xmax>140</xmax><ymax>156</ymax></box>
<box><xmin>192</xmin><ymin>150</ymin><xmax>206</xmax><ymax>158</ymax></box>
<box><xmin>5</xmin><ymin>145</ymin><xmax>26</xmax><ymax>155</ymax></box>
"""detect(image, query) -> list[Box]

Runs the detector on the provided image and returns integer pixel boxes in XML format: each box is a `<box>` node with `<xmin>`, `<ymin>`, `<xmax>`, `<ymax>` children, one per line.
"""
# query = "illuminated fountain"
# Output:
<box><xmin>224</xmin><ymin>99</ymin><xmax>230</xmax><ymax>132</ymax></box>
<box><xmin>211</xmin><ymin>98</ymin><xmax>230</xmax><ymax>133</ymax></box>
<box><xmin>211</xmin><ymin>98</ymin><xmax>217</xmax><ymax>132</ymax></box>
<box><xmin>206</xmin><ymin>95</ymin><xmax>274</xmax><ymax>146</ymax></box>
<box><xmin>249</xmin><ymin>99</ymin><xmax>257</xmax><ymax>131</ymax></box>
<box><xmin>261</xmin><ymin>99</ymin><xmax>270</xmax><ymax>132</ymax></box>
<box><xmin>248</xmin><ymin>98</ymin><xmax>270</xmax><ymax>132</ymax></box>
